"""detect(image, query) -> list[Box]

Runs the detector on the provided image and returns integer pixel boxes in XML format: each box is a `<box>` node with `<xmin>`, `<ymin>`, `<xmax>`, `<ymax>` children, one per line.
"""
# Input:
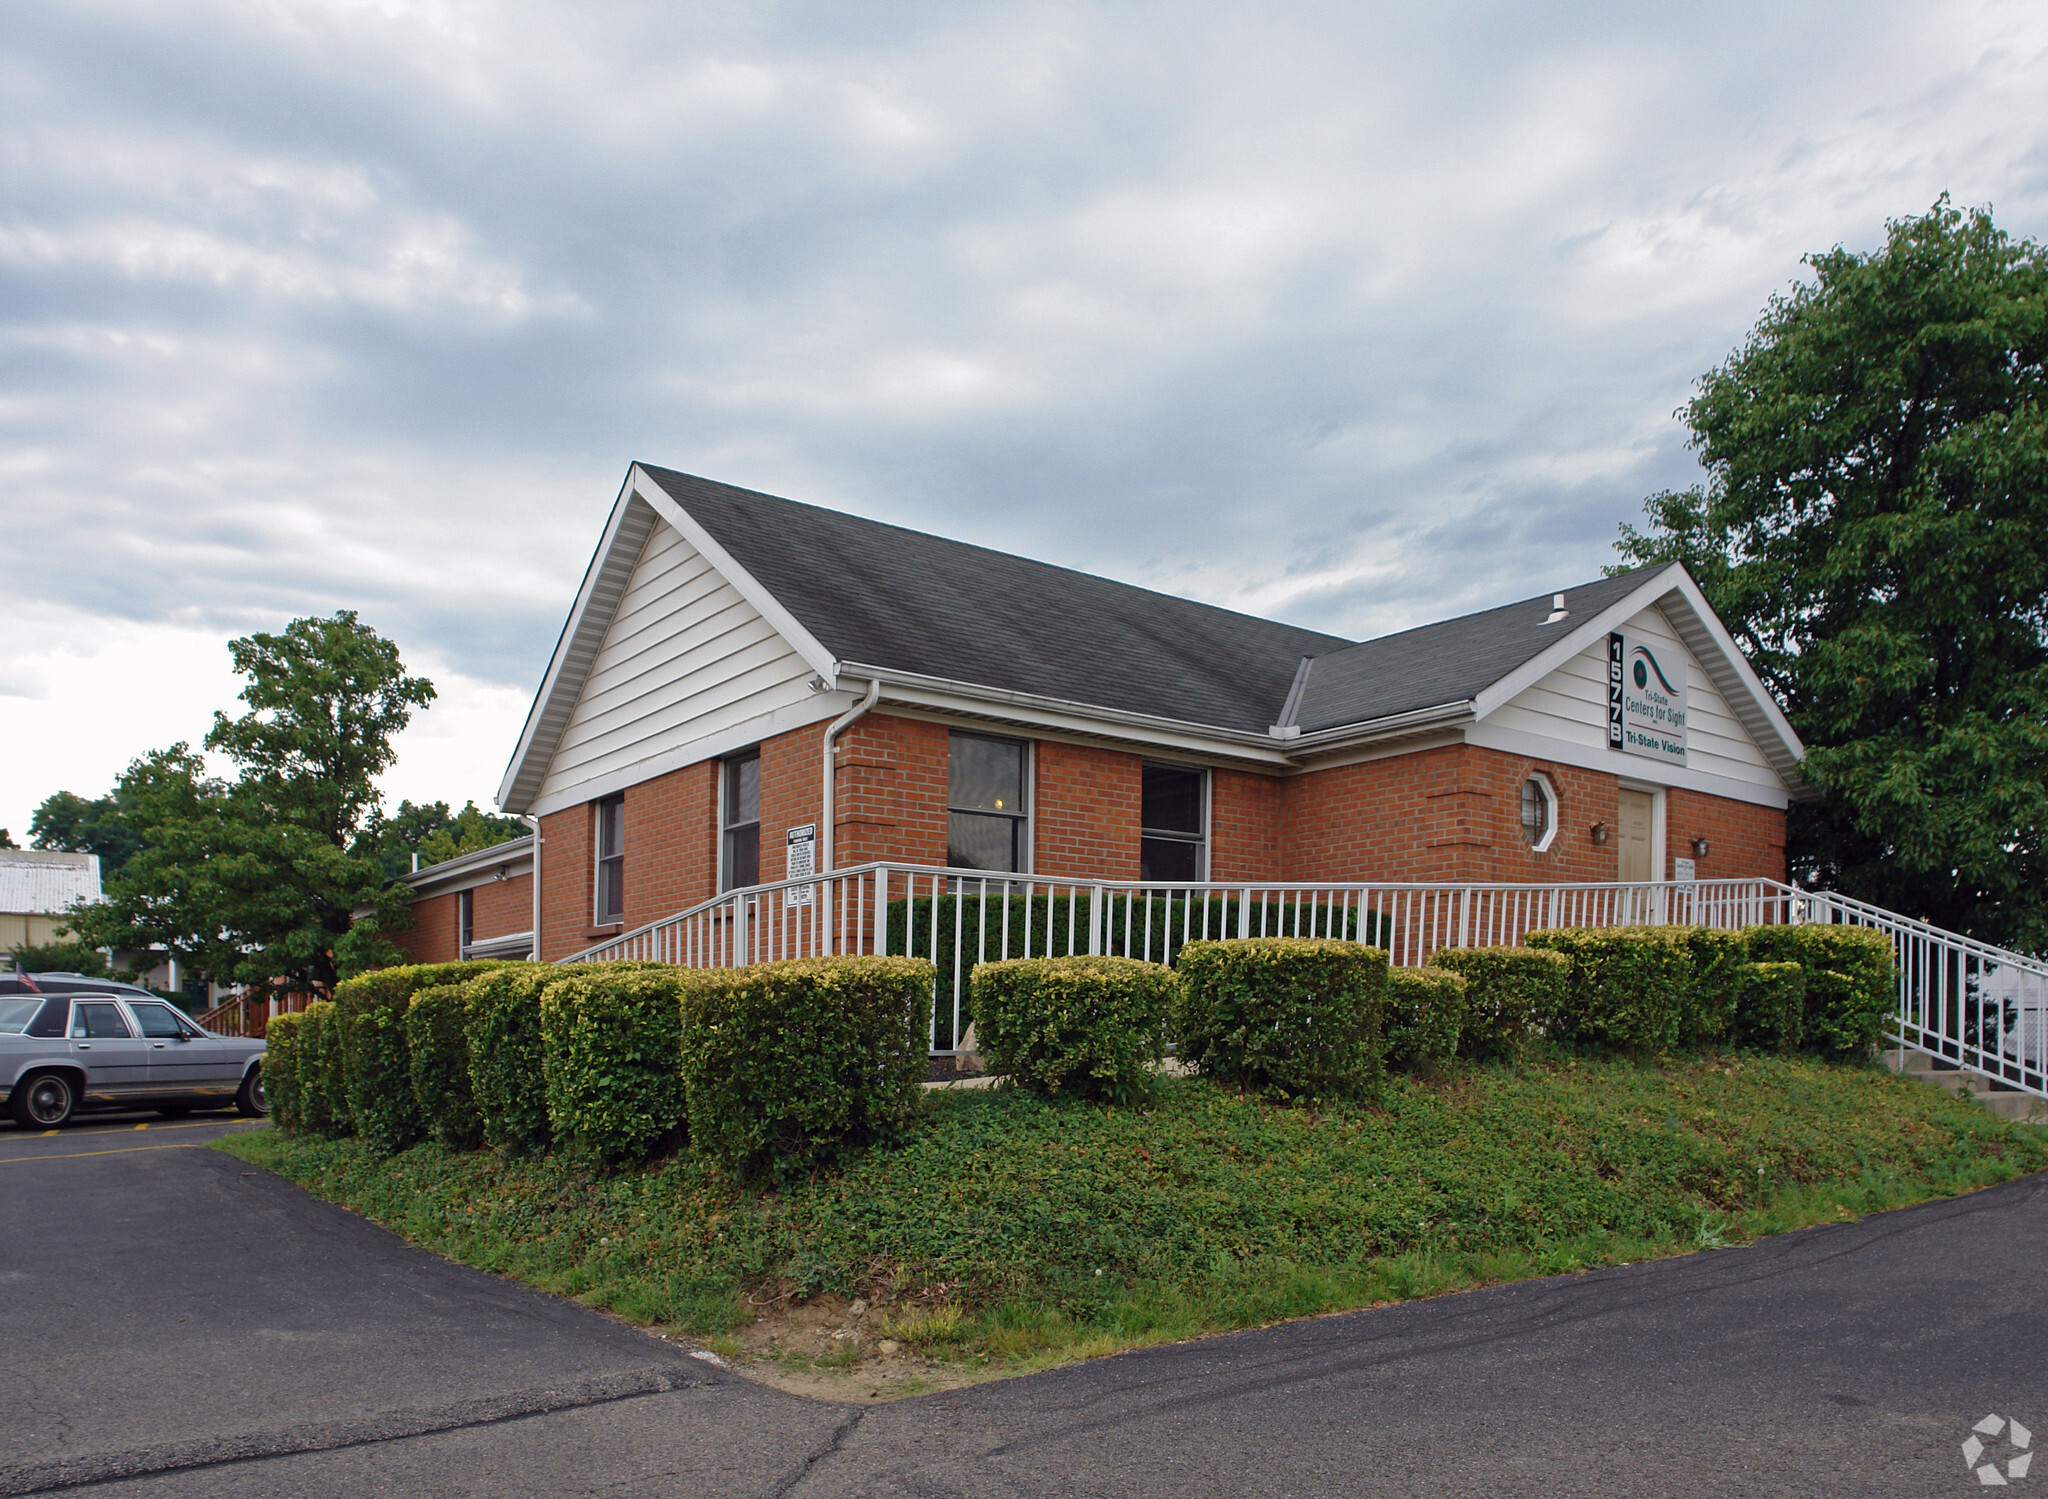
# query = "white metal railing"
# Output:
<box><xmin>559</xmin><ymin>863</ymin><xmax>2048</xmax><ymax>1098</ymax></box>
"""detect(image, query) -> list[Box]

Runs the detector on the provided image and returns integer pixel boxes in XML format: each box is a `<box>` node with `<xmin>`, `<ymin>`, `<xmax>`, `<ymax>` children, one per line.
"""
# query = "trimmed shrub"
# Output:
<box><xmin>1428</xmin><ymin>946</ymin><xmax>1568</xmax><ymax>1061</ymax></box>
<box><xmin>1745</xmin><ymin>924</ymin><xmax>1895</xmax><ymax>1058</ymax></box>
<box><xmin>1524</xmin><ymin>927</ymin><xmax>1692</xmax><ymax>1052</ymax></box>
<box><xmin>465</xmin><ymin>963</ymin><xmax>559</xmax><ymax>1156</ymax></box>
<box><xmin>679</xmin><ymin>955</ymin><xmax>932</xmax><ymax>1180</ymax></box>
<box><xmin>334</xmin><ymin>961</ymin><xmax>504</xmax><ymax>1156</ymax></box>
<box><xmin>1385</xmin><ymin>966</ymin><xmax>1467</xmax><ymax>1073</ymax></box>
<box><xmin>970</xmin><ymin>955</ymin><xmax>1177</xmax><ymax>1101</ymax></box>
<box><xmin>1678</xmin><ymin>927</ymin><xmax>1749</xmax><ymax>1047</ymax></box>
<box><xmin>295</xmin><ymin>1001</ymin><xmax>351</xmax><ymax>1138</ymax></box>
<box><xmin>1171</xmin><ymin>938</ymin><xmax>1390</xmax><ymax>1101</ymax></box>
<box><xmin>263</xmin><ymin>1011</ymin><xmax>307</xmax><ymax>1133</ymax></box>
<box><xmin>406</xmin><ymin>983</ymin><xmax>482</xmax><ymax>1150</ymax></box>
<box><xmin>540</xmin><ymin>967</ymin><xmax>689</xmax><ymax>1167</ymax></box>
<box><xmin>890</xmin><ymin>893</ymin><xmax>1386</xmax><ymax>1047</ymax></box>
<box><xmin>1732</xmin><ymin>961</ymin><xmax>1807</xmax><ymax>1052</ymax></box>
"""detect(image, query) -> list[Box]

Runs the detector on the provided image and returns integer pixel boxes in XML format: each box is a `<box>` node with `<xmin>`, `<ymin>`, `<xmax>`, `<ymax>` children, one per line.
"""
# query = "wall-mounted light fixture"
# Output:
<box><xmin>1590</xmin><ymin>821</ymin><xmax>1610</xmax><ymax>845</ymax></box>
<box><xmin>1690</xmin><ymin>836</ymin><xmax>1710</xmax><ymax>859</ymax></box>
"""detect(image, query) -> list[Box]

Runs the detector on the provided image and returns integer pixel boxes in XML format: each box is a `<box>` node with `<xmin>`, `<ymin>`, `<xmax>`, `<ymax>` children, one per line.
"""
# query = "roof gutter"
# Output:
<box><xmin>822</xmin><ymin>677</ymin><xmax>881</xmax><ymax>874</ymax></box>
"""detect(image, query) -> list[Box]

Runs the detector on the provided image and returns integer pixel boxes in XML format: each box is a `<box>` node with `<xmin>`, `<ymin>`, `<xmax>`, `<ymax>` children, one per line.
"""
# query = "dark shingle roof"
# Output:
<box><xmin>644</xmin><ymin>467</ymin><xmax>1351</xmax><ymax>734</ymax></box>
<box><xmin>1290</xmin><ymin>567</ymin><xmax>1666</xmax><ymax>732</ymax></box>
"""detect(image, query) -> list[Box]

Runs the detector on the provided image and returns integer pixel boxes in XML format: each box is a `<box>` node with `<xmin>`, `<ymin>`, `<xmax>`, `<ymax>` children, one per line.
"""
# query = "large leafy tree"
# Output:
<box><xmin>67</xmin><ymin>613</ymin><xmax>437</xmax><ymax>994</ymax></box>
<box><xmin>367</xmin><ymin>799</ymin><xmax>529</xmax><ymax>881</ymax></box>
<box><xmin>1618</xmin><ymin>199</ymin><xmax>2048</xmax><ymax>950</ymax></box>
<box><xmin>29</xmin><ymin>788</ymin><xmax>148</xmax><ymax>877</ymax></box>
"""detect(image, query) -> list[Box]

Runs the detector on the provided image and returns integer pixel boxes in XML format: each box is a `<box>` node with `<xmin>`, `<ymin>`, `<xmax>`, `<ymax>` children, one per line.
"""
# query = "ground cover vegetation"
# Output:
<box><xmin>1616</xmin><ymin>199</ymin><xmax>2048</xmax><ymax>952</ymax></box>
<box><xmin>228</xmin><ymin>921</ymin><xmax>2036</xmax><ymax>1389</ymax></box>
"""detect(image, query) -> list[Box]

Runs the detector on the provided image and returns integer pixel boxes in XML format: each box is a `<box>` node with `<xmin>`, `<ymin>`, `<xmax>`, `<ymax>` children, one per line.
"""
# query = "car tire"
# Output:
<box><xmin>156</xmin><ymin>1104</ymin><xmax>193</xmax><ymax>1118</ymax></box>
<box><xmin>10</xmin><ymin>1071</ymin><xmax>78</xmax><ymax>1129</ymax></box>
<box><xmin>235</xmin><ymin>1065</ymin><xmax>268</xmax><ymax>1118</ymax></box>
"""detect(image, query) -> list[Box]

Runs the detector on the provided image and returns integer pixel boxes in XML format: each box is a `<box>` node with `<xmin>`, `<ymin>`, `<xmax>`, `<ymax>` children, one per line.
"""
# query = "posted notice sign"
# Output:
<box><xmin>1607</xmin><ymin>631</ymin><xmax>1687</xmax><ymax>766</ymax></box>
<box><xmin>784</xmin><ymin>824</ymin><xmax>816</xmax><ymax>907</ymax></box>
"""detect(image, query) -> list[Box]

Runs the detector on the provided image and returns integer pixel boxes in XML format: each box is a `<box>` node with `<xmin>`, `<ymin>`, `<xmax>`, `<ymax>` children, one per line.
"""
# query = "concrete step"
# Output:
<box><xmin>1885</xmin><ymin>1049</ymin><xmax>2048</xmax><ymax>1123</ymax></box>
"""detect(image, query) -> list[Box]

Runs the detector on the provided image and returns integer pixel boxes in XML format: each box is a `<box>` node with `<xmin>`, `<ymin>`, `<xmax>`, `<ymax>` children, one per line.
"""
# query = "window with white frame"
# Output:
<box><xmin>458</xmin><ymin>888</ymin><xmax>474</xmax><ymax>953</ymax></box>
<box><xmin>1141</xmin><ymin>763</ymin><xmax>1206</xmax><ymax>881</ymax></box>
<box><xmin>594</xmin><ymin>794</ymin><xmax>625</xmax><ymax>923</ymax></box>
<box><xmin>947</xmin><ymin>732</ymin><xmax>1028</xmax><ymax>872</ymax></box>
<box><xmin>720</xmin><ymin>750</ymin><xmax>761</xmax><ymax>891</ymax></box>
<box><xmin>1519</xmin><ymin>773</ymin><xmax>1558</xmax><ymax>853</ymax></box>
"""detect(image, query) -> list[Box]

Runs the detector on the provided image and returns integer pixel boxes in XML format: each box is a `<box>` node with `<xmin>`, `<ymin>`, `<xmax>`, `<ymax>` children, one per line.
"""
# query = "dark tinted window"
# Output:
<box><xmin>595</xmin><ymin>794</ymin><xmax>625</xmax><ymax>923</ymax></box>
<box><xmin>130</xmin><ymin>1003</ymin><xmax>192</xmax><ymax>1039</ymax></box>
<box><xmin>948</xmin><ymin>733</ymin><xmax>1028</xmax><ymax>873</ymax></box>
<box><xmin>72</xmin><ymin>1001</ymin><xmax>132</xmax><ymax>1039</ymax></box>
<box><xmin>722</xmin><ymin>751</ymin><xmax>762</xmax><ymax>890</ymax></box>
<box><xmin>1140</xmin><ymin>763</ymin><xmax>1207</xmax><ymax>883</ymax></box>
<box><xmin>26</xmin><ymin>997</ymin><xmax>69</xmax><ymax>1038</ymax></box>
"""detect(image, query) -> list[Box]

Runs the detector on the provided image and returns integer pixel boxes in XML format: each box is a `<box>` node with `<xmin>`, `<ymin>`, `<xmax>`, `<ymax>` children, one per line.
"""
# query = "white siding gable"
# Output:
<box><xmin>533</xmin><ymin>520</ymin><xmax>826</xmax><ymax>813</ymax></box>
<box><xmin>1472</xmin><ymin>603</ymin><xmax>1789</xmax><ymax>807</ymax></box>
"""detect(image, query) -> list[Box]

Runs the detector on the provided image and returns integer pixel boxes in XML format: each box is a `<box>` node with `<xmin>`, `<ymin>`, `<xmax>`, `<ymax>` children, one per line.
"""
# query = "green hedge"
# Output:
<box><xmin>540</xmin><ymin>967</ymin><xmax>688</xmax><ymax>1167</ymax></box>
<box><xmin>294</xmin><ymin>1000</ymin><xmax>352</xmax><ymax>1137</ymax></box>
<box><xmin>1384</xmin><ymin>966</ymin><xmax>1467</xmax><ymax>1073</ymax></box>
<box><xmin>889</xmin><ymin>892</ymin><xmax>1384</xmax><ymax>1047</ymax></box>
<box><xmin>1172</xmin><ymin>938</ymin><xmax>1389</xmax><ymax>1101</ymax></box>
<box><xmin>1427</xmin><ymin>946</ymin><xmax>1568</xmax><ymax>1061</ymax></box>
<box><xmin>1679</xmin><ymin>928</ymin><xmax>1749</xmax><ymax>1047</ymax></box>
<box><xmin>679</xmin><ymin>955</ymin><xmax>931</xmax><ymax>1180</ymax></box>
<box><xmin>1733</xmin><ymin>961</ymin><xmax>1807</xmax><ymax>1051</ymax></box>
<box><xmin>334</xmin><ymin>961</ymin><xmax>505</xmax><ymax>1156</ymax></box>
<box><xmin>1745</xmin><ymin>924</ymin><xmax>1896</xmax><ymax>1059</ymax></box>
<box><xmin>263</xmin><ymin>1011</ymin><xmax>307</xmax><ymax>1133</ymax></box>
<box><xmin>970</xmin><ymin>955</ymin><xmax>1177</xmax><ymax>1102</ymax></box>
<box><xmin>464</xmin><ymin>964</ymin><xmax>559</xmax><ymax>1156</ymax></box>
<box><xmin>406</xmin><ymin>983</ymin><xmax>482</xmax><ymax>1150</ymax></box>
<box><xmin>1525</xmin><ymin>927</ymin><xmax>1692</xmax><ymax>1053</ymax></box>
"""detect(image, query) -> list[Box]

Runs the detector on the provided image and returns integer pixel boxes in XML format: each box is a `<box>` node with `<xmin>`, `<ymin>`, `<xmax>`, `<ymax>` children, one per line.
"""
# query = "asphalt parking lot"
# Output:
<box><xmin>4</xmin><ymin>1111</ymin><xmax>2044</xmax><ymax>1497</ymax></box>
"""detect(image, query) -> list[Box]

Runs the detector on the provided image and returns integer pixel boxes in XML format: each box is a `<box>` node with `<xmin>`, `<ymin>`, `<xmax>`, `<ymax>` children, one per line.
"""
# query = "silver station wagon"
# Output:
<box><xmin>0</xmin><ymin>979</ymin><xmax>267</xmax><ymax>1128</ymax></box>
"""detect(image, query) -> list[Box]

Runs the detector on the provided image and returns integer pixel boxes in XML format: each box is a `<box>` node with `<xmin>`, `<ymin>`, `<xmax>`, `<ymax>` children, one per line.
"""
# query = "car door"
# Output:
<box><xmin>127</xmin><ymin>1000</ymin><xmax>234</xmax><ymax>1100</ymax></box>
<box><xmin>69</xmin><ymin>1000</ymin><xmax>151</xmax><ymax>1102</ymax></box>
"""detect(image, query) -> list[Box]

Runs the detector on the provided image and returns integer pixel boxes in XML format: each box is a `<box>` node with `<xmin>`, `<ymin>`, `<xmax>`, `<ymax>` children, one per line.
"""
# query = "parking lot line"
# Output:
<box><xmin>0</xmin><ymin>1142</ymin><xmax>213</xmax><ymax>1164</ymax></box>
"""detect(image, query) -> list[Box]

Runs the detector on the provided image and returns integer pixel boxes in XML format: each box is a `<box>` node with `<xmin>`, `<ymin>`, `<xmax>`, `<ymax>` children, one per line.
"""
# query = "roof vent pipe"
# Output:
<box><xmin>821</xmin><ymin>678</ymin><xmax>881</xmax><ymax>874</ymax></box>
<box><xmin>1545</xmin><ymin>592</ymin><xmax>1568</xmax><ymax>624</ymax></box>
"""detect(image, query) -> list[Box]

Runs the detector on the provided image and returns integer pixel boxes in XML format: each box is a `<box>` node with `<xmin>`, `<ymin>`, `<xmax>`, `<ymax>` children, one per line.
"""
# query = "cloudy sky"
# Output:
<box><xmin>4</xmin><ymin>0</ymin><xmax>2046</xmax><ymax>840</ymax></box>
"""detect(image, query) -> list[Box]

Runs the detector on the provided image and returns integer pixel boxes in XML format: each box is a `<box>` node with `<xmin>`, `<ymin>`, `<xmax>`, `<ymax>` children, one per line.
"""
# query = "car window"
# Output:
<box><xmin>0</xmin><ymin>998</ymin><xmax>40</xmax><ymax>1033</ymax></box>
<box><xmin>71</xmin><ymin>1001</ymin><xmax>133</xmax><ymax>1039</ymax></box>
<box><xmin>26</xmin><ymin>997</ymin><xmax>69</xmax><ymax>1038</ymax></box>
<box><xmin>129</xmin><ymin>1002</ymin><xmax>193</xmax><ymax>1039</ymax></box>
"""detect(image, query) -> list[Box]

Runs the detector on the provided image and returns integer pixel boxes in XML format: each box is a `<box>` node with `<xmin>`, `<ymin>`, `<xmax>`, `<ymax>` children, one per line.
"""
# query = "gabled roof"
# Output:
<box><xmin>1291</xmin><ymin>568</ymin><xmax>1661</xmax><ymax>731</ymax></box>
<box><xmin>500</xmin><ymin>465</ymin><xmax>1807</xmax><ymax>808</ymax></box>
<box><xmin>637</xmin><ymin>467</ymin><xmax>1350</xmax><ymax>733</ymax></box>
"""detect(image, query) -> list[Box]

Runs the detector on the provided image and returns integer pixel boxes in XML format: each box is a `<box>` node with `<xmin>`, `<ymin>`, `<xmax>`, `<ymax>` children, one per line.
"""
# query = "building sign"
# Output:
<box><xmin>1608</xmin><ymin>631</ymin><xmax>1687</xmax><ymax>765</ymax></box>
<box><xmin>785</xmin><ymin>824</ymin><xmax>816</xmax><ymax>907</ymax></box>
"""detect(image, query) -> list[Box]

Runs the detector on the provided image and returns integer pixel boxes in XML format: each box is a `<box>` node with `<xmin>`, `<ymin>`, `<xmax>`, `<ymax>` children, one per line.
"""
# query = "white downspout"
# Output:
<box><xmin>522</xmin><ymin>815</ymin><xmax>543</xmax><ymax>962</ymax></box>
<box><xmin>821</xmin><ymin>678</ymin><xmax>881</xmax><ymax>874</ymax></box>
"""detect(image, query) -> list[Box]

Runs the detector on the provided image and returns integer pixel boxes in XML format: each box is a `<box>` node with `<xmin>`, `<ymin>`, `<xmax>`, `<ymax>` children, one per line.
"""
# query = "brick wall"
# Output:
<box><xmin>537</xmin><ymin>800</ymin><xmax>594</xmax><ymax>961</ymax></box>
<box><xmin>471</xmin><ymin>872</ymin><xmax>532</xmax><ymax>943</ymax></box>
<box><xmin>392</xmin><ymin>890</ymin><xmax>458</xmax><ymax>964</ymax></box>
<box><xmin>623</xmin><ymin>760</ymin><xmax>717</xmax><ymax>929</ymax></box>
<box><xmin>833</xmin><ymin>713</ymin><xmax>949</xmax><ymax>866</ymax></box>
<box><xmin>1035</xmin><ymin>740</ymin><xmax>1142</xmax><ymax>878</ymax></box>
<box><xmin>1211</xmin><ymin>767</ymin><xmax>1282</xmax><ymax>880</ymax></box>
<box><xmin>1665</xmin><ymin>787</ymin><xmax>1787</xmax><ymax>882</ymax></box>
<box><xmin>1282</xmin><ymin>743</ymin><xmax>1787</xmax><ymax>884</ymax></box>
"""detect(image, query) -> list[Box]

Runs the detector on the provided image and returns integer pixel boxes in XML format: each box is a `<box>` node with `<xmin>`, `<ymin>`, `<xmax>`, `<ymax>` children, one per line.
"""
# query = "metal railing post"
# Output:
<box><xmin>1088</xmin><ymin>885</ymin><xmax>1104</xmax><ymax>956</ymax></box>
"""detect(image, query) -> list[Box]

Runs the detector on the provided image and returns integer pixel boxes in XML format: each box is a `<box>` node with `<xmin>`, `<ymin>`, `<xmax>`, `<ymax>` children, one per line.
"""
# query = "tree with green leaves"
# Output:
<box><xmin>29</xmin><ymin>789</ymin><xmax>147</xmax><ymax>877</ymax></box>
<box><xmin>367</xmin><ymin>799</ymin><xmax>529</xmax><ymax>881</ymax></box>
<box><xmin>66</xmin><ymin>612</ymin><xmax>437</xmax><ymax>995</ymax></box>
<box><xmin>1618</xmin><ymin>198</ymin><xmax>2048</xmax><ymax>950</ymax></box>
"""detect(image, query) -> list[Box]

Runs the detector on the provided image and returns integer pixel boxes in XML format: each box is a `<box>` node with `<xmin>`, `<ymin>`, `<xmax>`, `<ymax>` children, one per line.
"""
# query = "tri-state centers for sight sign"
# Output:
<box><xmin>1607</xmin><ymin>631</ymin><xmax>1688</xmax><ymax>766</ymax></box>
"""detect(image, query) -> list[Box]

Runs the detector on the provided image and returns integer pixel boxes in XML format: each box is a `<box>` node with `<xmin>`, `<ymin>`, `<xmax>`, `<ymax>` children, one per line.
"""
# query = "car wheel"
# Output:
<box><xmin>235</xmin><ymin>1066</ymin><xmax>269</xmax><ymax>1118</ymax></box>
<box><xmin>10</xmin><ymin>1071</ymin><xmax>78</xmax><ymax>1129</ymax></box>
<box><xmin>156</xmin><ymin>1104</ymin><xmax>193</xmax><ymax>1118</ymax></box>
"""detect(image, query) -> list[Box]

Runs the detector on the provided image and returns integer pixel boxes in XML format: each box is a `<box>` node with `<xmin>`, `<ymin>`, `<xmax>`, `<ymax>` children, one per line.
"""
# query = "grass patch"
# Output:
<box><xmin>218</xmin><ymin>1054</ymin><xmax>2045</xmax><ymax>1386</ymax></box>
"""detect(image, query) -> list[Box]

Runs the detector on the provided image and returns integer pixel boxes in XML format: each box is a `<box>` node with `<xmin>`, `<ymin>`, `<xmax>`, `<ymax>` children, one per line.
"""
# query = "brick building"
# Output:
<box><xmin>401</xmin><ymin>464</ymin><xmax>1809</xmax><ymax>964</ymax></box>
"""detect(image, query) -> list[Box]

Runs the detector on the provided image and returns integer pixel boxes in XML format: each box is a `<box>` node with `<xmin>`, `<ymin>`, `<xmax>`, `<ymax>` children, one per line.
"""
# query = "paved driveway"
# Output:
<box><xmin>3</xmin><ymin>1116</ymin><xmax>2043</xmax><ymax>1497</ymax></box>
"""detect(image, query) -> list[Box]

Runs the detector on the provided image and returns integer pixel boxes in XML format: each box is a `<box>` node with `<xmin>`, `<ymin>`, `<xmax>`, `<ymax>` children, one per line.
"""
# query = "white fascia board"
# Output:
<box><xmin>1280</xmin><ymin>700</ymin><xmax>1477</xmax><ymax>758</ymax></box>
<box><xmin>1465</xmin><ymin>720</ymin><xmax>1791</xmax><ymax>810</ymax></box>
<box><xmin>496</xmin><ymin>475</ymin><xmax>660</xmax><ymax>814</ymax></box>
<box><xmin>631</xmin><ymin>466</ymin><xmax>839</xmax><ymax>683</ymax></box>
<box><xmin>400</xmin><ymin>836</ymin><xmax>535</xmax><ymax>897</ymax></box>
<box><xmin>528</xmin><ymin>691</ymin><xmax>847</xmax><ymax>819</ymax></box>
<box><xmin>1469</xmin><ymin>564</ymin><xmax>1808</xmax><ymax>794</ymax></box>
<box><xmin>828</xmin><ymin>663</ymin><xmax>1298</xmax><ymax>767</ymax></box>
